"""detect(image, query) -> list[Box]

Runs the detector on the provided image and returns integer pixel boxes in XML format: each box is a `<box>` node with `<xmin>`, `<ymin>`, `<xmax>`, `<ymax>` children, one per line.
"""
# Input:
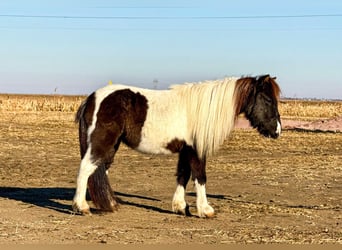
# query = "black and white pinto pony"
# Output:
<box><xmin>72</xmin><ymin>75</ymin><xmax>281</xmax><ymax>217</ymax></box>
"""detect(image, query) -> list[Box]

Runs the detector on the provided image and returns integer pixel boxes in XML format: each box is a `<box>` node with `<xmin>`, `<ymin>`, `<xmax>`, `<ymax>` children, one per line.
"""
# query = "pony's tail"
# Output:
<box><xmin>88</xmin><ymin>166</ymin><xmax>119</xmax><ymax>212</ymax></box>
<box><xmin>75</xmin><ymin>97</ymin><xmax>90</xmax><ymax>158</ymax></box>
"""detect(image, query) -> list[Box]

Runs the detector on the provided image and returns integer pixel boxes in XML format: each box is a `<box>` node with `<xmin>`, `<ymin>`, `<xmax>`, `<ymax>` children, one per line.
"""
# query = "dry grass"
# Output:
<box><xmin>0</xmin><ymin>94</ymin><xmax>84</xmax><ymax>112</ymax></box>
<box><xmin>1</xmin><ymin>94</ymin><xmax>341</xmax><ymax>120</ymax></box>
<box><xmin>279</xmin><ymin>99</ymin><xmax>342</xmax><ymax>120</ymax></box>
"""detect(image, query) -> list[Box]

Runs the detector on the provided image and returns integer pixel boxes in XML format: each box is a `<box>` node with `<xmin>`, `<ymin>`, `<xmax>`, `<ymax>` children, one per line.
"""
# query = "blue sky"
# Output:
<box><xmin>0</xmin><ymin>0</ymin><xmax>341</xmax><ymax>99</ymax></box>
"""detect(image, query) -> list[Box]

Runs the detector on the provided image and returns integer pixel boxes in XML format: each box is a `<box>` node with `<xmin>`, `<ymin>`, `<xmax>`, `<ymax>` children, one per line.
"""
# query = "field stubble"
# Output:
<box><xmin>1</xmin><ymin>94</ymin><xmax>342</xmax><ymax>119</ymax></box>
<box><xmin>0</xmin><ymin>94</ymin><xmax>341</xmax><ymax>244</ymax></box>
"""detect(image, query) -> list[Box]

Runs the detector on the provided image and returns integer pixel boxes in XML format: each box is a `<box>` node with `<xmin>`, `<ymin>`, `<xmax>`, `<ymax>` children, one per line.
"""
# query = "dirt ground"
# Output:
<box><xmin>0</xmin><ymin>110</ymin><xmax>341</xmax><ymax>244</ymax></box>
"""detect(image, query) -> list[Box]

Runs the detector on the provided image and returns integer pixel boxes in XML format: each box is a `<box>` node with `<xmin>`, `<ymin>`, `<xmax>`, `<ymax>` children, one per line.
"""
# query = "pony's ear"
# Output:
<box><xmin>263</xmin><ymin>75</ymin><xmax>277</xmax><ymax>81</ymax></box>
<box><xmin>260</xmin><ymin>75</ymin><xmax>278</xmax><ymax>84</ymax></box>
<box><xmin>257</xmin><ymin>74</ymin><xmax>270</xmax><ymax>83</ymax></box>
<box><xmin>263</xmin><ymin>75</ymin><xmax>281</xmax><ymax>100</ymax></box>
<box><xmin>264</xmin><ymin>75</ymin><xmax>272</xmax><ymax>82</ymax></box>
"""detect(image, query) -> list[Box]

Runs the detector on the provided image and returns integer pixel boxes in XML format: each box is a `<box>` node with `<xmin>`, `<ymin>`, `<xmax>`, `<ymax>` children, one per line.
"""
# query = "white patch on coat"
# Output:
<box><xmin>276</xmin><ymin>120</ymin><xmax>282</xmax><ymax>136</ymax></box>
<box><xmin>172</xmin><ymin>185</ymin><xmax>187</xmax><ymax>214</ymax></box>
<box><xmin>135</xmin><ymin>89</ymin><xmax>189</xmax><ymax>154</ymax></box>
<box><xmin>73</xmin><ymin>147</ymin><xmax>97</xmax><ymax>212</ymax></box>
<box><xmin>194</xmin><ymin>179</ymin><xmax>215</xmax><ymax>217</ymax></box>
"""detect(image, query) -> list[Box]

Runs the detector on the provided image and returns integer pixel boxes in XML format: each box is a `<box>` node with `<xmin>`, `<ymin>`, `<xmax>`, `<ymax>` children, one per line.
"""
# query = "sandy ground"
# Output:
<box><xmin>0</xmin><ymin>111</ymin><xmax>341</xmax><ymax>244</ymax></box>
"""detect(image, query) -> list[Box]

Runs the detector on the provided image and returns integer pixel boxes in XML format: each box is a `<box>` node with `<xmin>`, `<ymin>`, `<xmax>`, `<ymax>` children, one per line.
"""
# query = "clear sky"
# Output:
<box><xmin>0</xmin><ymin>0</ymin><xmax>341</xmax><ymax>99</ymax></box>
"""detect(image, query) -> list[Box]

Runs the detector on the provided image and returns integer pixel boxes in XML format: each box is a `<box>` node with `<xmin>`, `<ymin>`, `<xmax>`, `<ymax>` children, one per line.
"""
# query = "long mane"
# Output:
<box><xmin>171</xmin><ymin>78</ymin><xmax>239</xmax><ymax>159</ymax></box>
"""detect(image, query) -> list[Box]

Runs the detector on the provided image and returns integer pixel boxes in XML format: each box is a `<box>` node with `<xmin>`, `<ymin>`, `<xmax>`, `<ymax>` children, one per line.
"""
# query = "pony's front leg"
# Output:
<box><xmin>172</xmin><ymin>185</ymin><xmax>188</xmax><ymax>215</ymax></box>
<box><xmin>173</xmin><ymin>145</ymin><xmax>214</xmax><ymax>218</ymax></box>
<box><xmin>188</xmin><ymin>150</ymin><xmax>215</xmax><ymax>218</ymax></box>
<box><xmin>72</xmin><ymin>150</ymin><xmax>97</xmax><ymax>215</ymax></box>
<box><xmin>194</xmin><ymin>179</ymin><xmax>215</xmax><ymax>218</ymax></box>
<box><xmin>172</xmin><ymin>147</ymin><xmax>191</xmax><ymax>215</ymax></box>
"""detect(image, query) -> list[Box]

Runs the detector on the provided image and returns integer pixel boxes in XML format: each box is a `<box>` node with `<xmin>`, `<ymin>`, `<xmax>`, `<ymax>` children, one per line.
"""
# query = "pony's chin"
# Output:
<box><xmin>257</xmin><ymin>127</ymin><xmax>280</xmax><ymax>139</ymax></box>
<box><xmin>269</xmin><ymin>133</ymin><xmax>280</xmax><ymax>139</ymax></box>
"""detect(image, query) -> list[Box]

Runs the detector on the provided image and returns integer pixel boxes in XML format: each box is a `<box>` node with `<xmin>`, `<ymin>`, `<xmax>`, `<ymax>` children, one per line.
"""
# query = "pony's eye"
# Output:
<box><xmin>263</xmin><ymin>95</ymin><xmax>272</xmax><ymax>103</ymax></box>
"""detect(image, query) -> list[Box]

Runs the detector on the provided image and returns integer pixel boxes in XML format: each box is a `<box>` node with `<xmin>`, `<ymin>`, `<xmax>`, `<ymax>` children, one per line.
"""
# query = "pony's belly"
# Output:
<box><xmin>135</xmin><ymin>138</ymin><xmax>173</xmax><ymax>155</ymax></box>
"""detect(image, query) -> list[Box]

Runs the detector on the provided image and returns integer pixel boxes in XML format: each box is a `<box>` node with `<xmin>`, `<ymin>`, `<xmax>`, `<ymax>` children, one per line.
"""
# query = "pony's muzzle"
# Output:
<box><xmin>270</xmin><ymin>120</ymin><xmax>281</xmax><ymax>138</ymax></box>
<box><xmin>264</xmin><ymin>120</ymin><xmax>281</xmax><ymax>139</ymax></box>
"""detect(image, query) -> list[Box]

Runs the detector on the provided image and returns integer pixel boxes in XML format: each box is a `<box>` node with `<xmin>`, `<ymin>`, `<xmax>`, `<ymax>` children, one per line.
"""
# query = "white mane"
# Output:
<box><xmin>171</xmin><ymin>78</ymin><xmax>238</xmax><ymax>159</ymax></box>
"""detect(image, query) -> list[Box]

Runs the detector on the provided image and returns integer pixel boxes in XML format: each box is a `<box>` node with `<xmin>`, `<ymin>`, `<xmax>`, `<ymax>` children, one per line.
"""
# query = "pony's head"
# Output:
<box><xmin>235</xmin><ymin>75</ymin><xmax>281</xmax><ymax>139</ymax></box>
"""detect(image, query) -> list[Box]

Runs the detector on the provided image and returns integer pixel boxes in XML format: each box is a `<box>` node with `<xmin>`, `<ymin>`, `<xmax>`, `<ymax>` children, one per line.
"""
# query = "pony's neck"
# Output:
<box><xmin>181</xmin><ymin>78</ymin><xmax>238</xmax><ymax>159</ymax></box>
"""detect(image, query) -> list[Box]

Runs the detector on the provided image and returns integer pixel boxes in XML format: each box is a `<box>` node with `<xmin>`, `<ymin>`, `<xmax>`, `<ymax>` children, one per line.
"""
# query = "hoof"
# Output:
<box><xmin>72</xmin><ymin>202</ymin><xmax>92</xmax><ymax>215</ymax></box>
<box><xmin>172</xmin><ymin>196</ymin><xmax>187</xmax><ymax>214</ymax></box>
<box><xmin>203</xmin><ymin>210</ymin><xmax>215</xmax><ymax>218</ymax></box>
<box><xmin>198</xmin><ymin>205</ymin><xmax>215</xmax><ymax>218</ymax></box>
<box><xmin>172</xmin><ymin>203</ymin><xmax>190</xmax><ymax>216</ymax></box>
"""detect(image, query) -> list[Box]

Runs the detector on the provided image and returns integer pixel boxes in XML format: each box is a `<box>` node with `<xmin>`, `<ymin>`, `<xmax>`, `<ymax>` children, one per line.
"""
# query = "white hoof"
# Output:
<box><xmin>172</xmin><ymin>199</ymin><xmax>188</xmax><ymax>215</ymax></box>
<box><xmin>172</xmin><ymin>185</ymin><xmax>188</xmax><ymax>215</ymax></box>
<box><xmin>72</xmin><ymin>200</ymin><xmax>91</xmax><ymax>215</ymax></box>
<box><xmin>198</xmin><ymin>204</ymin><xmax>215</xmax><ymax>218</ymax></box>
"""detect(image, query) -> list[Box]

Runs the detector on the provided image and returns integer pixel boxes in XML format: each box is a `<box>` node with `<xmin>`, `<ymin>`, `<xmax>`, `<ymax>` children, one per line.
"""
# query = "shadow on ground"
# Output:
<box><xmin>0</xmin><ymin>187</ymin><xmax>174</xmax><ymax>215</ymax></box>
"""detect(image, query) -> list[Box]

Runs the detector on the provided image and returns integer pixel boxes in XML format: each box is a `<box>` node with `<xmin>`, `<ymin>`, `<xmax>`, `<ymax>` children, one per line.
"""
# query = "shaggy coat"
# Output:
<box><xmin>72</xmin><ymin>75</ymin><xmax>281</xmax><ymax>217</ymax></box>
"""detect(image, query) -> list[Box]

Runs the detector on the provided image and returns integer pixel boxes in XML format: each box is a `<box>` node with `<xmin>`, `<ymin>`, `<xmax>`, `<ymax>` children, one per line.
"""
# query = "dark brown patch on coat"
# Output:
<box><xmin>90</xmin><ymin>89</ymin><xmax>148</xmax><ymax>161</ymax></box>
<box><xmin>176</xmin><ymin>144</ymin><xmax>207</xmax><ymax>188</ymax></box>
<box><xmin>234</xmin><ymin>77</ymin><xmax>255</xmax><ymax>116</ymax></box>
<box><xmin>121</xmin><ymin>90</ymin><xmax>149</xmax><ymax>149</ymax></box>
<box><xmin>166</xmin><ymin>138</ymin><xmax>186</xmax><ymax>153</ymax></box>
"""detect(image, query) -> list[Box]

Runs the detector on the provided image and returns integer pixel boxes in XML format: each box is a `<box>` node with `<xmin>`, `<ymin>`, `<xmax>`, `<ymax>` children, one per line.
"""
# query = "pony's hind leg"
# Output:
<box><xmin>86</xmin><ymin>140</ymin><xmax>121</xmax><ymax>212</ymax></box>
<box><xmin>72</xmin><ymin>148</ymin><xmax>97</xmax><ymax>214</ymax></box>
<box><xmin>84</xmin><ymin>121</ymin><xmax>122</xmax><ymax>213</ymax></box>
<box><xmin>73</xmin><ymin>121</ymin><xmax>122</xmax><ymax>215</ymax></box>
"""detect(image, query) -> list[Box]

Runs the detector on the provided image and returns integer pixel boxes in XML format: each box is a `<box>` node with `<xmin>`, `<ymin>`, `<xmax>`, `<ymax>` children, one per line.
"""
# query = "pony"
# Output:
<box><xmin>72</xmin><ymin>75</ymin><xmax>281</xmax><ymax>217</ymax></box>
